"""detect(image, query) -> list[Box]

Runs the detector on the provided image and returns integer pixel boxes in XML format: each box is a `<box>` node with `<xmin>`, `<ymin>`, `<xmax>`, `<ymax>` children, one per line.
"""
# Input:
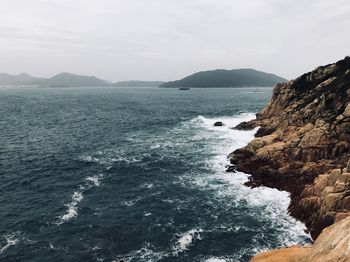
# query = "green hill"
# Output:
<box><xmin>160</xmin><ymin>69</ymin><xmax>287</xmax><ymax>88</ymax></box>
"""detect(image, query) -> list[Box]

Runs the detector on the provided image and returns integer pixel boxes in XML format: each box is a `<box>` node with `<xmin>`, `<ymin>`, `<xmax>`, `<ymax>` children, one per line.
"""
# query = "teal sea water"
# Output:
<box><xmin>0</xmin><ymin>87</ymin><xmax>310</xmax><ymax>262</ymax></box>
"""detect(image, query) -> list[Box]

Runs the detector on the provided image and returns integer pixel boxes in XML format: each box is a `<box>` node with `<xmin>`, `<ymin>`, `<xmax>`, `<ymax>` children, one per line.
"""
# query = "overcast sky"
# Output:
<box><xmin>0</xmin><ymin>0</ymin><xmax>349</xmax><ymax>81</ymax></box>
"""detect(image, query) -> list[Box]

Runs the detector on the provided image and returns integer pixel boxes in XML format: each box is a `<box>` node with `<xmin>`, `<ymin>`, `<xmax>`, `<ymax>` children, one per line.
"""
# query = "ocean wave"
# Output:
<box><xmin>172</xmin><ymin>228</ymin><xmax>203</xmax><ymax>255</ymax></box>
<box><xmin>119</xmin><ymin>242</ymin><xmax>168</xmax><ymax>262</ymax></box>
<box><xmin>0</xmin><ymin>232</ymin><xmax>20</xmax><ymax>254</ymax></box>
<box><xmin>191</xmin><ymin>112</ymin><xmax>256</xmax><ymax>129</ymax></box>
<box><xmin>59</xmin><ymin>189</ymin><xmax>84</xmax><ymax>223</ymax></box>
<box><xmin>140</xmin><ymin>183</ymin><xmax>154</xmax><ymax>189</ymax></box>
<box><xmin>121</xmin><ymin>196</ymin><xmax>144</xmax><ymax>207</ymax></box>
<box><xmin>204</xmin><ymin>258</ymin><xmax>229</xmax><ymax>262</ymax></box>
<box><xmin>241</xmin><ymin>91</ymin><xmax>271</xmax><ymax>94</ymax></box>
<box><xmin>79</xmin><ymin>150</ymin><xmax>142</xmax><ymax>169</ymax></box>
<box><xmin>85</xmin><ymin>174</ymin><xmax>103</xmax><ymax>187</ymax></box>
<box><xmin>175</xmin><ymin>112</ymin><xmax>311</xmax><ymax>254</ymax></box>
<box><xmin>58</xmin><ymin>174</ymin><xmax>104</xmax><ymax>224</ymax></box>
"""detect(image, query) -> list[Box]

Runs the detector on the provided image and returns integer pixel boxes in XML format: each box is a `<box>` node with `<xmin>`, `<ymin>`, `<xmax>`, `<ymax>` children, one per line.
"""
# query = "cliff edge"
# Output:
<box><xmin>229</xmin><ymin>57</ymin><xmax>350</xmax><ymax>243</ymax></box>
<box><xmin>251</xmin><ymin>216</ymin><xmax>350</xmax><ymax>262</ymax></box>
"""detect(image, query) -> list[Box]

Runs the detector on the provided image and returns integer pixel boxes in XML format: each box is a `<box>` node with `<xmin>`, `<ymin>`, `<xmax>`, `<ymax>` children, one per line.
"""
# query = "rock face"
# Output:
<box><xmin>251</xmin><ymin>216</ymin><xmax>350</xmax><ymax>262</ymax></box>
<box><xmin>229</xmin><ymin>57</ymin><xmax>350</xmax><ymax>240</ymax></box>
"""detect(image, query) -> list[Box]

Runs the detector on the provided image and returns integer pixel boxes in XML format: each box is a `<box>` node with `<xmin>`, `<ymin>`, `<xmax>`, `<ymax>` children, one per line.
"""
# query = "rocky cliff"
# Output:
<box><xmin>251</xmin><ymin>216</ymin><xmax>350</xmax><ymax>262</ymax></box>
<box><xmin>229</xmin><ymin>56</ymin><xmax>350</xmax><ymax>241</ymax></box>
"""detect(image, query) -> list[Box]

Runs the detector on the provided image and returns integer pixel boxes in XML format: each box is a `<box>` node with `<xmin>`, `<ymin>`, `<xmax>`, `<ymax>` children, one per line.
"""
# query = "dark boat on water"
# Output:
<box><xmin>179</xmin><ymin>87</ymin><xmax>190</xmax><ymax>90</ymax></box>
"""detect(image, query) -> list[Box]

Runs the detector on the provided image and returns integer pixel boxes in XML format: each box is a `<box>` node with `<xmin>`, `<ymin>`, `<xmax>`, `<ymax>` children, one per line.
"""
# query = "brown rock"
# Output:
<box><xmin>298</xmin><ymin>128</ymin><xmax>328</xmax><ymax>148</ymax></box>
<box><xmin>336</xmin><ymin>114</ymin><xmax>345</xmax><ymax>122</ymax></box>
<box><xmin>229</xmin><ymin>56</ymin><xmax>350</xmax><ymax>240</ymax></box>
<box><xmin>233</xmin><ymin>120</ymin><xmax>257</xmax><ymax>130</ymax></box>
<box><xmin>251</xmin><ymin>216</ymin><xmax>350</xmax><ymax>262</ymax></box>
<box><xmin>343</xmin><ymin>104</ymin><xmax>350</xmax><ymax>117</ymax></box>
<box><xmin>327</xmin><ymin>169</ymin><xmax>341</xmax><ymax>186</ymax></box>
<box><xmin>333</xmin><ymin>182</ymin><xmax>346</xmax><ymax>193</ymax></box>
<box><xmin>338</xmin><ymin>172</ymin><xmax>350</xmax><ymax>183</ymax></box>
<box><xmin>250</xmin><ymin>246</ymin><xmax>311</xmax><ymax>262</ymax></box>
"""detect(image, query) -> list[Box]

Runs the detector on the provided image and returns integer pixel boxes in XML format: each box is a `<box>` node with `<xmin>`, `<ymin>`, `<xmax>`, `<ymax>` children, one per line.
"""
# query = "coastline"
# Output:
<box><xmin>229</xmin><ymin>57</ymin><xmax>350</xmax><ymax>260</ymax></box>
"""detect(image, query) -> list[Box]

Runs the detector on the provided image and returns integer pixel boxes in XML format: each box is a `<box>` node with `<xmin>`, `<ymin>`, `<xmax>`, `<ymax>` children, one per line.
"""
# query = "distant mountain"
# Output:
<box><xmin>113</xmin><ymin>80</ymin><xmax>164</xmax><ymax>87</ymax></box>
<box><xmin>160</xmin><ymin>69</ymin><xmax>287</xmax><ymax>88</ymax></box>
<box><xmin>0</xmin><ymin>72</ymin><xmax>109</xmax><ymax>87</ymax></box>
<box><xmin>32</xmin><ymin>72</ymin><xmax>109</xmax><ymax>87</ymax></box>
<box><xmin>0</xmin><ymin>73</ymin><xmax>44</xmax><ymax>85</ymax></box>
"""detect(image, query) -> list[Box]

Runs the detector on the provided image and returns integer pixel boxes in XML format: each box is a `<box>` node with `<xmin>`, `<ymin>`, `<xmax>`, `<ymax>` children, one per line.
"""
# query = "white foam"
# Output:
<box><xmin>86</xmin><ymin>174</ymin><xmax>103</xmax><ymax>187</ymax></box>
<box><xmin>80</xmin><ymin>155</ymin><xmax>100</xmax><ymax>163</ymax></box>
<box><xmin>173</xmin><ymin>228</ymin><xmax>203</xmax><ymax>255</ymax></box>
<box><xmin>58</xmin><ymin>170</ymin><xmax>105</xmax><ymax>224</ymax></box>
<box><xmin>205</xmin><ymin>258</ymin><xmax>228</xmax><ymax>262</ymax></box>
<box><xmin>121</xmin><ymin>196</ymin><xmax>143</xmax><ymax>207</ymax></box>
<box><xmin>194</xmin><ymin>112</ymin><xmax>256</xmax><ymax>130</ymax></box>
<box><xmin>59</xmin><ymin>190</ymin><xmax>84</xmax><ymax>223</ymax></box>
<box><xmin>141</xmin><ymin>183</ymin><xmax>154</xmax><ymax>189</ymax></box>
<box><xmin>0</xmin><ymin>232</ymin><xmax>20</xmax><ymax>254</ymax></box>
<box><xmin>150</xmin><ymin>143</ymin><xmax>161</xmax><ymax>149</ymax></box>
<box><xmin>121</xmin><ymin>242</ymin><xmax>167</xmax><ymax>262</ymax></box>
<box><xmin>194</xmin><ymin>113</ymin><xmax>311</xmax><ymax>247</ymax></box>
<box><xmin>176</xmin><ymin>113</ymin><xmax>311</xmax><ymax>255</ymax></box>
<box><xmin>80</xmin><ymin>149</ymin><xmax>142</xmax><ymax>169</ymax></box>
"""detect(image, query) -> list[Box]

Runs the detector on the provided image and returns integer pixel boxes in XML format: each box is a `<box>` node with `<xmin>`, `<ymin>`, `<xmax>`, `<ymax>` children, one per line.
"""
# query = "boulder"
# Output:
<box><xmin>233</xmin><ymin>120</ymin><xmax>256</xmax><ymax>130</ymax></box>
<box><xmin>255</xmin><ymin>126</ymin><xmax>275</xmax><ymax>137</ymax></box>
<box><xmin>214</xmin><ymin>121</ymin><xmax>224</xmax><ymax>126</ymax></box>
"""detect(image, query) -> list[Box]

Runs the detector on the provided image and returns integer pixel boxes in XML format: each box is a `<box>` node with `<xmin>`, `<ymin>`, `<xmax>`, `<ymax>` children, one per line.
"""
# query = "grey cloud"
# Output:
<box><xmin>0</xmin><ymin>0</ymin><xmax>349</xmax><ymax>81</ymax></box>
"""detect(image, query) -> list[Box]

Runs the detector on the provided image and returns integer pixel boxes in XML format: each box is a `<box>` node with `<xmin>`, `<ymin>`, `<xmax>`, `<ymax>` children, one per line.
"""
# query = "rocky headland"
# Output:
<box><xmin>229</xmin><ymin>57</ymin><xmax>350</xmax><ymax>260</ymax></box>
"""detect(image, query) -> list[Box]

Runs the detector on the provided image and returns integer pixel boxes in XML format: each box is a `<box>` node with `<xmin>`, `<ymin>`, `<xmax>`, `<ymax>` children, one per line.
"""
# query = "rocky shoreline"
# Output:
<box><xmin>228</xmin><ymin>57</ymin><xmax>350</xmax><ymax>260</ymax></box>
<box><xmin>251</xmin><ymin>216</ymin><xmax>350</xmax><ymax>262</ymax></box>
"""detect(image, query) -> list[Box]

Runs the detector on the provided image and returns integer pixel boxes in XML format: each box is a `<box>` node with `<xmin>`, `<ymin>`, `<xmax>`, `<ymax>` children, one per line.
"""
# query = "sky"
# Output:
<box><xmin>0</xmin><ymin>0</ymin><xmax>349</xmax><ymax>82</ymax></box>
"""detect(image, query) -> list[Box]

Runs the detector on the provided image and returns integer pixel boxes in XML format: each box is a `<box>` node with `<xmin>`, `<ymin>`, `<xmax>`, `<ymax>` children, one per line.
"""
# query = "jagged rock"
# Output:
<box><xmin>343</xmin><ymin>104</ymin><xmax>350</xmax><ymax>117</ymax></box>
<box><xmin>230</xmin><ymin>57</ymin><xmax>350</xmax><ymax>240</ymax></box>
<box><xmin>255</xmin><ymin>126</ymin><xmax>275</xmax><ymax>137</ymax></box>
<box><xmin>214</xmin><ymin>121</ymin><xmax>224</xmax><ymax>126</ymax></box>
<box><xmin>225</xmin><ymin>165</ymin><xmax>236</xmax><ymax>172</ymax></box>
<box><xmin>233</xmin><ymin>120</ymin><xmax>256</xmax><ymax>130</ymax></box>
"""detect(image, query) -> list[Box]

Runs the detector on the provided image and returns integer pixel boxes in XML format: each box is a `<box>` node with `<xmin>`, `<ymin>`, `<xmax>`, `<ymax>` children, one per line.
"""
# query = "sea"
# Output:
<box><xmin>0</xmin><ymin>87</ymin><xmax>311</xmax><ymax>262</ymax></box>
